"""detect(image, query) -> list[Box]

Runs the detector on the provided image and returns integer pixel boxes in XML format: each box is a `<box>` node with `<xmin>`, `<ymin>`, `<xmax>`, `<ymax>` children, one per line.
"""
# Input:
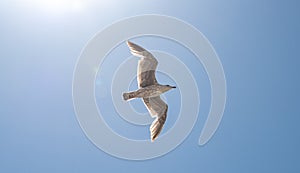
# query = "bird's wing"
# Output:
<box><xmin>143</xmin><ymin>96</ymin><xmax>168</xmax><ymax>141</ymax></box>
<box><xmin>127</xmin><ymin>41</ymin><xmax>158</xmax><ymax>88</ymax></box>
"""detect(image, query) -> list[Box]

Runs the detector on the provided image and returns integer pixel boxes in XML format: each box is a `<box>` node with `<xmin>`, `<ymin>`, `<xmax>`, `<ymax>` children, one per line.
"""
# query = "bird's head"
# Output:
<box><xmin>164</xmin><ymin>84</ymin><xmax>176</xmax><ymax>91</ymax></box>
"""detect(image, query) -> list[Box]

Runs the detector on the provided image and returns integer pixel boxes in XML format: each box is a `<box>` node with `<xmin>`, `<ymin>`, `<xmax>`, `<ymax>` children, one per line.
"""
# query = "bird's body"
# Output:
<box><xmin>122</xmin><ymin>41</ymin><xmax>176</xmax><ymax>142</ymax></box>
<box><xmin>123</xmin><ymin>84</ymin><xmax>174</xmax><ymax>101</ymax></box>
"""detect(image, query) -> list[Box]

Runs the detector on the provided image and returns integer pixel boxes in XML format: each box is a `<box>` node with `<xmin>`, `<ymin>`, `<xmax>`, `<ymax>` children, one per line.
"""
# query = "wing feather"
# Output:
<box><xmin>127</xmin><ymin>41</ymin><xmax>158</xmax><ymax>88</ymax></box>
<box><xmin>143</xmin><ymin>96</ymin><xmax>168</xmax><ymax>141</ymax></box>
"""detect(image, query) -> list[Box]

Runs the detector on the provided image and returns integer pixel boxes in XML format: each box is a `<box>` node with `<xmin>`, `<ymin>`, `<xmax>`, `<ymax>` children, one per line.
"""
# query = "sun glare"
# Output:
<box><xmin>26</xmin><ymin>0</ymin><xmax>117</xmax><ymax>16</ymax></box>
<box><xmin>33</xmin><ymin>0</ymin><xmax>86</xmax><ymax>14</ymax></box>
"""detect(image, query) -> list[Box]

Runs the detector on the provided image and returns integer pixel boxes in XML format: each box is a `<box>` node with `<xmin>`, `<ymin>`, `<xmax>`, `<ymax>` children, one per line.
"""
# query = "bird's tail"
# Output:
<box><xmin>123</xmin><ymin>92</ymin><xmax>135</xmax><ymax>101</ymax></box>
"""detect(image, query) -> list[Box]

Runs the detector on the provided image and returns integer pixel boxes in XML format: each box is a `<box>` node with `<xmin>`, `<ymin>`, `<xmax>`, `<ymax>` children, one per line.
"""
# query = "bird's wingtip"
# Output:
<box><xmin>151</xmin><ymin>136</ymin><xmax>157</xmax><ymax>142</ymax></box>
<box><xmin>126</xmin><ymin>40</ymin><xmax>132</xmax><ymax>46</ymax></box>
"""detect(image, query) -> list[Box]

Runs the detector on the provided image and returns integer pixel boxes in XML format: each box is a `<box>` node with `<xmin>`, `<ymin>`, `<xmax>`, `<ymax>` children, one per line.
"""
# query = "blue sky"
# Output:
<box><xmin>0</xmin><ymin>0</ymin><xmax>299</xmax><ymax>172</ymax></box>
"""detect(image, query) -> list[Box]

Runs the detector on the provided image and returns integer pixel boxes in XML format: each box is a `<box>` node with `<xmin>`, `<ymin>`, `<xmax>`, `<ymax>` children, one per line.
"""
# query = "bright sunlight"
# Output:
<box><xmin>32</xmin><ymin>0</ymin><xmax>86</xmax><ymax>14</ymax></box>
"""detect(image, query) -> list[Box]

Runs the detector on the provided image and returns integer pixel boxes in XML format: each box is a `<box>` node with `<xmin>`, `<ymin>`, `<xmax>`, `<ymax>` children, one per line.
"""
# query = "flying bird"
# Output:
<box><xmin>123</xmin><ymin>41</ymin><xmax>176</xmax><ymax>142</ymax></box>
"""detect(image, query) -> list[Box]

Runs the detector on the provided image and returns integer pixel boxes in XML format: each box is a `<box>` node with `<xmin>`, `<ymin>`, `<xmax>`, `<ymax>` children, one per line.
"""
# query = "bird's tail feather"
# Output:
<box><xmin>123</xmin><ymin>92</ymin><xmax>135</xmax><ymax>101</ymax></box>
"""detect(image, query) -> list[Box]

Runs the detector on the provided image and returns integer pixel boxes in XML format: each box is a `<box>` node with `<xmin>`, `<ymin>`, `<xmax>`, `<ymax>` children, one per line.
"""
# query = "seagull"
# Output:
<box><xmin>122</xmin><ymin>41</ymin><xmax>176</xmax><ymax>142</ymax></box>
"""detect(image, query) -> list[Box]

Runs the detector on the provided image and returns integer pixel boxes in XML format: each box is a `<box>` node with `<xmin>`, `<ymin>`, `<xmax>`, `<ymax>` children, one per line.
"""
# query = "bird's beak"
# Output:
<box><xmin>171</xmin><ymin>86</ymin><xmax>176</xmax><ymax>88</ymax></box>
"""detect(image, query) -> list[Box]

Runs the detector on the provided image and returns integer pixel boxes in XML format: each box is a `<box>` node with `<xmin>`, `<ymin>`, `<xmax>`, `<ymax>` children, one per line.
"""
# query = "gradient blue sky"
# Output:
<box><xmin>0</xmin><ymin>0</ymin><xmax>299</xmax><ymax>172</ymax></box>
